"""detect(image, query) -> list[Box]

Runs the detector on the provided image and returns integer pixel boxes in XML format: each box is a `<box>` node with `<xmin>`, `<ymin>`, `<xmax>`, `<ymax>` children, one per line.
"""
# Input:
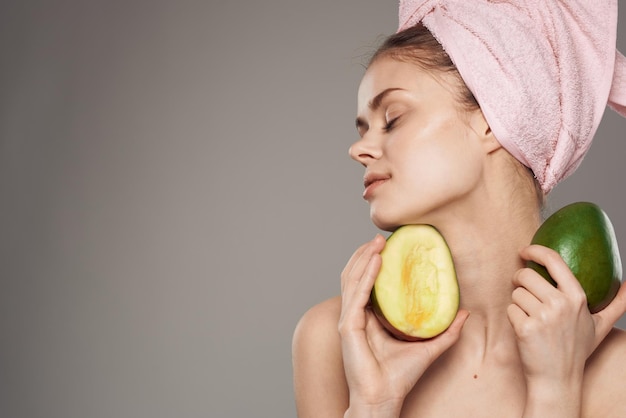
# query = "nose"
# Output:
<box><xmin>348</xmin><ymin>135</ymin><xmax>382</xmax><ymax>166</ymax></box>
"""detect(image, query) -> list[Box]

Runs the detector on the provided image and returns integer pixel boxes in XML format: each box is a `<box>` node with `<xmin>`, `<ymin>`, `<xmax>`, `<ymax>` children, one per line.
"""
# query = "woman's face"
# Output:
<box><xmin>351</xmin><ymin>56</ymin><xmax>490</xmax><ymax>231</ymax></box>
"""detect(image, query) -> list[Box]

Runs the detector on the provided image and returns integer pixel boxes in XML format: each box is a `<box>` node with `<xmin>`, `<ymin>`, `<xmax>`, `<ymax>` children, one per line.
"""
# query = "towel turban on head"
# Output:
<box><xmin>398</xmin><ymin>0</ymin><xmax>626</xmax><ymax>193</ymax></box>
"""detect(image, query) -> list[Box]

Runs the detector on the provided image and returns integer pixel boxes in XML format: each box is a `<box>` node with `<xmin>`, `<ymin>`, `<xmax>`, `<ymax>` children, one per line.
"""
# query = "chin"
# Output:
<box><xmin>370</xmin><ymin>210</ymin><xmax>405</xmax><ymax>232</ymax></box>
<box><xmin>370</xmin><ymin>204</ymin><xmax>438</xmax><ymax>232</ymax></box>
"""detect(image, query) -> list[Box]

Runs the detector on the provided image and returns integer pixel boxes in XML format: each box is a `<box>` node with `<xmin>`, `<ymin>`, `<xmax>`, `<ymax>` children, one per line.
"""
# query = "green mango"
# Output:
<box><xmin>528</xmin><ymin>202</ymin><xmax>622</xmax><ymax>313</ymax></box>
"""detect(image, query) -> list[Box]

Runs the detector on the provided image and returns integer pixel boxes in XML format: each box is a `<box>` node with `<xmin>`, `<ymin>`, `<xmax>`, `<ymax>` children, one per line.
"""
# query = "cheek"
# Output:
<box><xmin>404</xmin><ymin>136</ymin><xmax>483</xmax><ymax>191</ymax></box>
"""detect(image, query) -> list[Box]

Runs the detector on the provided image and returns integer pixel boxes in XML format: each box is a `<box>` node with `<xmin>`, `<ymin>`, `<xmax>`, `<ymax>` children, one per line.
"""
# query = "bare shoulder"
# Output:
<box><xmin>292</xmin><ymin>296</ymin><xmax>343</xmax><ymax>362</ymax></box>
<box><xmin>293</xmin><ymin>295</ymin><xmax>343</xmax><ymax>344</ymax></box>
<box><xmin>582</xmin><ymin>327</ymin><xmax>626</xmax><ymax>417</ymax></box>
<box><xmin>292</xmin><ymin>296</ymin><xmax>347</xmax><ymax>418</ymax></box>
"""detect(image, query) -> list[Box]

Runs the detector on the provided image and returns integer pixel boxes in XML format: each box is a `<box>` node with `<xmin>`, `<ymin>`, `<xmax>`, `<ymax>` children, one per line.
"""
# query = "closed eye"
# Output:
<box><xmin>355</xmin><ymin>117</ymin><xmax>368</xmax><ymax>138</ymax></box>
<box><xmin>384</xmin><ymin>117</ymin><xmax>400</xmax><ymax>132</ymax></box>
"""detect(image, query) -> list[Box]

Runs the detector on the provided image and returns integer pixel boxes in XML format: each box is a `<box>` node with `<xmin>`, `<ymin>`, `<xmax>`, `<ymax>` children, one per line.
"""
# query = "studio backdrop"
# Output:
<box><xmin>1</xmin><ymin>1</ymin><xmax>624</xmax><ymax>417</ymax></box>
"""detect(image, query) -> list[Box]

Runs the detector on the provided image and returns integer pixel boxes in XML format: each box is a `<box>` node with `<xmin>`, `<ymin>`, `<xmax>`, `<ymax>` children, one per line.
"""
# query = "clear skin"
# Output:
<box><xmin>292</xmin><ymin>56</ymin><xmax>626</xmax><ymax>417</ymax></box>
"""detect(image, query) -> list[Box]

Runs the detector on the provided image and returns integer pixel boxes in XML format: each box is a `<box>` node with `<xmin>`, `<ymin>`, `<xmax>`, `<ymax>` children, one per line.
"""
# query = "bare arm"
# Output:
<box><xmin>292</xmin><ymin>297</ymin><xmax>349</xmax><ymax>418</ymax></box>
<box><xmin>508</xmin><ymin>245</ymin><xmax>626</xmax><ymax>418</ymax></box>
<box><xmin>581</xmin><ymin>328</ymin><xmax>626</xmax><ymax>417</ymax></box>
<box><xmin>293</xmin><ymin>236</ymin><xmax>468</xmax><ymax>418</ymax></box>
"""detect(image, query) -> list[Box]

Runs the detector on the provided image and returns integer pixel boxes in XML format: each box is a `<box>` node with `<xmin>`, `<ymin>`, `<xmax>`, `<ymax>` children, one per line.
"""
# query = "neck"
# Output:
<box><xmin>433</xmin><ymin>189</ymin><xmax>542</xmax><ymax>361</ymax></box>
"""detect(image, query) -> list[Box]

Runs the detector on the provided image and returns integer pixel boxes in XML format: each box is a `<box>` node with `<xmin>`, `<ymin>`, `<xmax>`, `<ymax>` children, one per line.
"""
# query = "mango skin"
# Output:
<box><xmin>370</xmin><ymin>224</ymin><xmax>459</xmax><ymax>341</ymax></box>
<box><xmin>527</xmin><ymin>202</ymin><xmax>622</xmax><ymax>313</ymax></box>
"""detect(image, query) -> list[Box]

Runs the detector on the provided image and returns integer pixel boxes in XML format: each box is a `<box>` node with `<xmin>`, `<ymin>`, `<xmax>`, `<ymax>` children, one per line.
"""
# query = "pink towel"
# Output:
<box><xmin>398</xmin><ymin>0</ymin><xmax>626</xmax><ymax>193</ymax></box>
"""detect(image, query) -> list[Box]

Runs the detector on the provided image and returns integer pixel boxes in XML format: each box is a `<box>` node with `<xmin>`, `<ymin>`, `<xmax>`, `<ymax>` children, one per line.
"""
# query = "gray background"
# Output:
<box><xmin>0</xmin><ymin>1</ymin><xmax>624</xmax><ymax>417</ymax></box>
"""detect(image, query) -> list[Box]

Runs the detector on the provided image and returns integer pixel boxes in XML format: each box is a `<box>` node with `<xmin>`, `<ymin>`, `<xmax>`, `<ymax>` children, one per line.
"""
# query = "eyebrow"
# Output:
<box><xmin>355</xmin><ymin>88</ymin><xmax>405</xmax><ymax>131</ymax></box>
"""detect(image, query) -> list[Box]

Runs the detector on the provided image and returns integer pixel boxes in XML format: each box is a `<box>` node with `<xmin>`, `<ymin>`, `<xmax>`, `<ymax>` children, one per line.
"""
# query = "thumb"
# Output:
<box><xmin>423</xmin><ymin>309</ymin><xmax>469</xmax><ymax>359</ymax></box>
<box><xmin>593</xmin><ymin>281</ymin><xmax>626</xmax><ymax>346</ymax></box>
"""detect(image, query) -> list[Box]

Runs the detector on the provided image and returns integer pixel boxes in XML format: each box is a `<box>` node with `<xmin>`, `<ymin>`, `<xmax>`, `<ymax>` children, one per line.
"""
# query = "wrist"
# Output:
<box><xmin>344</xmin><ymin>398</ymin><xmax>403</xmax><ymax>418</ymax></box>
<box><xmin>523</xmin><ymin>377</ymin><xmax>583</xmax><ymax>417</ymax></box>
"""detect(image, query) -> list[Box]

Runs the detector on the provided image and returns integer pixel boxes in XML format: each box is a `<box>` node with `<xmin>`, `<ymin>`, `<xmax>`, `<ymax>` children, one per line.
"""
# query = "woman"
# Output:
<box><xmin>293</xmin><ymin>1</ymin><xmax>626</xmax><ymax>417</ymax></box>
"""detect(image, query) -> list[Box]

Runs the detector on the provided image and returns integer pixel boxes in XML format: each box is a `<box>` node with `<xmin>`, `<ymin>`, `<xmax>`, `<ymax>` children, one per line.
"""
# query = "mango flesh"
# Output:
<box><xmin>528</xmin><ymin>202</ymin><xmax>622</xmax><ymax>313</ymax></box>
<box><xmin>371</xmin><ymin>224</ymin><xmax>459</xmax><ymax>341</ymax></box>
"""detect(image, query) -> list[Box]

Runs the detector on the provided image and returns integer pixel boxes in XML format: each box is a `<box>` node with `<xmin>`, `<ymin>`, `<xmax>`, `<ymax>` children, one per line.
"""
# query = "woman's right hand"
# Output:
<box><xmin>338</xmin><ymin>234</ymin><xmax>469</xmax><ymax>417</ymax></box>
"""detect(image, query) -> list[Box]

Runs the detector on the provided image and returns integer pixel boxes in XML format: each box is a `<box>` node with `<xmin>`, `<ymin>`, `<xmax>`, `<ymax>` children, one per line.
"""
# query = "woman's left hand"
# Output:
<box><xmin>507</xmin><ymin>244</ymin><xmax>626</xmax><ymax>414</ymax></box>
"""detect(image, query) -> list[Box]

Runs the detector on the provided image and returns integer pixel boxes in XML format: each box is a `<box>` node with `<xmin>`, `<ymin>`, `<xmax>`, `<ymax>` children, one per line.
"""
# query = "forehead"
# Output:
<box><xmin>357</xmin><ymin>57</ymin><xmax>457</xmax><ymax>112</ymax></box>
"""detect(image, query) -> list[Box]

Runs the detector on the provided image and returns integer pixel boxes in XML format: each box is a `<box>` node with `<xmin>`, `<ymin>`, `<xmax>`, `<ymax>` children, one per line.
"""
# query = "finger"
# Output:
<box><xmin>507</xmin><ymin>303</ymin><xmax>531</xmax><ymax>336</ymax></box>
<box><xmin>364</xmin><ymin>307</ymin><xmax>392</xmax><ymax>347</ymax></box>
<box><xmin>511</xmin><ymin>285</ymin><xmax>543</xmax><ymax>316</ymax></box>
<box><xmin>341</xmin><ymin>241</ymin><xmax>373</xmax><ymax>294</ymax></box>
<box><xmin>341</xmin><ymin>252</ymin><xmax>382</xmax><ymax>314</ymax></box>
<box><xmin>421</xmin><ymin>309</ymin><xmax>470</xmax><ymax>359</ymax></box>
<box><xmin>512</xmin><ymin>265</ymin><xmax>559</xmax><ymax>304</ymax></box>
<box><xmin>520</xmin><ymin>245</ymin><xmax>584</xmax><ymax>296</ymax></box>
<box><xmin>341</xmin><ymin>235</ymin><xmax>386</xmax><ymax>294</ymax></box>
<box><xmin>341</xmin><ymin>240</ymin><xmax>372</xmax><ymax>278</ymax></box>
<box><xmin>593</xmin><ymin>280</ymin><xmax>626</xmax><ymax>342</ymax></box>
<box><xmin>341</xmin><ymin>237</ymin><xmax>376</xmax><ymax>293</ymax></box>
<box><xmin>339</xmin><ymin>254</ymin><xmax>383</xmax><ymax>338</ymax></box>
<box><xmin>351</xmin><ymin>253</ymin><xmax>382</xmax><ymax>309</ymax></box>
<box><xmin>443</xmin><ymin>309</ymin><xmax>470</xmax><ymax>338</ymax></box>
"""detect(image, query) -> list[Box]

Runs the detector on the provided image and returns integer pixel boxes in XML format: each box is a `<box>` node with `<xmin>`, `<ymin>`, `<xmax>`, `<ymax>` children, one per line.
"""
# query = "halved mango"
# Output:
<box><xmin>371</xmin><ymin>224</ymin><xmax>459</xmax><ymax>340</ymax></box>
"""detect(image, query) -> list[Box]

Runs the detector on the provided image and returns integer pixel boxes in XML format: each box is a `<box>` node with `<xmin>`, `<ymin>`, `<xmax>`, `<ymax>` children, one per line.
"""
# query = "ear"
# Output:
<box><xmin>468</xmin><ymin>109</ymin><xmax>501</xmax><ymax>154</ymax></box>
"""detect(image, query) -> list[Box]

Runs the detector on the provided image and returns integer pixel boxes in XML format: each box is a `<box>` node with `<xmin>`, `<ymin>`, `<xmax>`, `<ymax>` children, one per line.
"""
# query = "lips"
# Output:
<box><xmin>363</xmin><ymin>173</ymin><xmax>390</xmax><ymax>199</ymax></box>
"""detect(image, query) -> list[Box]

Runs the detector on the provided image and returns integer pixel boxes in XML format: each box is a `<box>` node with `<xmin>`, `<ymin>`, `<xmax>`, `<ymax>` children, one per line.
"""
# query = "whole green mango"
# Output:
<box><xmin>528</xmin><ymin>202</ymin><xmax>622</xmax><ymax>313</ymax></box>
